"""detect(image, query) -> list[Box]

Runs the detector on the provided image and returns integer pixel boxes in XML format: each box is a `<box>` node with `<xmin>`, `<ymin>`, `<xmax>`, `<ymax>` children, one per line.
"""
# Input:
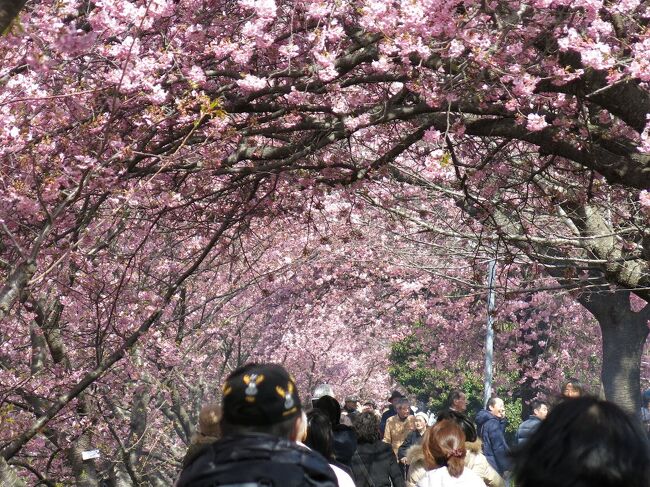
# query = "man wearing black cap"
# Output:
<box><xmin>176</xmin><ymin>363</ymin><xmax>338</xmax><ymax>487</ymax></box>
<box><xmin>380</xmin><ymin>390</ymin><xmax>405</xmax><ymax>436</ymax></box>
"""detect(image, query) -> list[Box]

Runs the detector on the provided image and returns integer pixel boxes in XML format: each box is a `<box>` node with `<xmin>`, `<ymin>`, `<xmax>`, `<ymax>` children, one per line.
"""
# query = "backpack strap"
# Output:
<box><xmin>352</xmin><ymin>450</ymin><xmax>376</xmax><ymax>487</ymax></box>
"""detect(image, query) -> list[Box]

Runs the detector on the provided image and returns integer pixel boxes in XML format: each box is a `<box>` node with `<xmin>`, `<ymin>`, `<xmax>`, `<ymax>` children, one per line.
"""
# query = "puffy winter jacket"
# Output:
<box><xmin>515</xmin><ymin>416</ymin><xmax>542</xmax><ymax>445</ymax></box>
<box><xmin>398</xmin><ymin>430</ymin><xmax>424</xmax><ymax>461</ymax></box>
<box><xmin>475</xmin><ymin>410</ymin><xmax>511</xmax><ymax>476</ymax></box>
<box><xmin>176</xmin><ymin>433</ymin><xmax>338</xmax><ymax>487</ymax></box>
<box><xmin>351</xmin><ymin>440</ymin><xmax>405</xmax><ymax>487</ymax></box>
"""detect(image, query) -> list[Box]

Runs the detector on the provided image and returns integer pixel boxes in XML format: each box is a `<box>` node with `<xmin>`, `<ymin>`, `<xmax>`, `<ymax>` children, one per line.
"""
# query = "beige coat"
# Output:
<box><xmin>465</xmin><ymin>439</ymin><xmax>506</xmax><ymax>487</ymax></box>
<box><xmin>406</xmin><ymin>444</ymin><xmax>426</xmax><ymax>487</ymax></box>
<box><xmin>383</xmin><ymin>414</ymin><xmax>414</xmax><ymax>456</ymax></box>
<box><xmin>404</xmin><ymin>439</ymin><xmax>504</xmax><ymax>487</ymax></box>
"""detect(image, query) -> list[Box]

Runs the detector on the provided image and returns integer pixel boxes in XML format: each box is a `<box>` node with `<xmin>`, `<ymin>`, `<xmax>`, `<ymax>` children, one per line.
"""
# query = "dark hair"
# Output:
<box><xmin>561</xmin><ymin>378</ymin><xmax>584</xmax><ymax>397</ymax></box>
<box><xmin>395</xmin><ymin>397</ymin><xmax>410</xmax><ymax>408</ymax></box>
<box><xmin>530</xmin><ymin>400</ymin><xmax>546</xmax><ymax>414</ymax></box>
<box><xmin>436</xmin><ymin>410</ymin><xmax>477</xmax><ymax>442</ymax></box>
<box><xmin>422</xmin><ymin>420</ymin><xmax>466</xmax><ymax>477</ymax></box>
<box><xmin>486</xmin><ymin>397</ymin><xmax>501</xmax><ymax>409</ymax></box>
<box><xmin>219</xmin><ymin>416</ymin><xmax>296</xmax><ymax>438</ymax></box>
<box><xmin>314</xmin><ymin>395</ymin><xmax>341</xmax><ymax>426</ymax></box>
<box><xmin>353</xmin><ymin>411</ymin><xmax>381</xmax><ymax>443</ymax></box>
<box><xmin>447</xmin><ymin>389</ymin><xmax>465</xmax><ymax>407</ymax></box>
<box><xmin>513</xmin><ymin>397</ymin><xmax>650</xmax><ymax>487</ymax></box>
<box><xmin>305</xmin><ymin>409</ymin><xmax>335</xmax><ymax>460</ymax></box>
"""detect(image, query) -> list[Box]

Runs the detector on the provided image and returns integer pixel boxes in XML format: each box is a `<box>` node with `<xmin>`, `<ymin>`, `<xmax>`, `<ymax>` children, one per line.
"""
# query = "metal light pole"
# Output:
<box><xmin>484</xmin><ymin>259</ymin><xmax>496</xmax><ymax>408</ymax></box>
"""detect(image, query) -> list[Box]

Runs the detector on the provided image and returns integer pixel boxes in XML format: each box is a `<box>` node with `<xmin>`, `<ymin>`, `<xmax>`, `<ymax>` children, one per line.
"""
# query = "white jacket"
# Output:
<box><xmin>417</xmin><ymin>466</ymin><xmax>486</xmax><ymax>487</ymax></box>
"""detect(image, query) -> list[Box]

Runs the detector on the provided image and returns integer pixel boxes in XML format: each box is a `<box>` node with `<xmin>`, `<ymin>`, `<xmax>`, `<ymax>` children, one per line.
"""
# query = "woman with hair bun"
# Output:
<box><xmin>417</xmin><ymin>420</ymin><xmax>485</xmax><ymax>487</ymax></box>
<box><xmin>436</xmin><ymin>410</ymin><xmax>504</xmax><ymax>487</ymax></box>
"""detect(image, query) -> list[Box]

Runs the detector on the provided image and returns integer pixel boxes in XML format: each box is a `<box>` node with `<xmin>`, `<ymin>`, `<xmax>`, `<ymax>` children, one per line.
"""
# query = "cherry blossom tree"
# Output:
<box><xmin>3</xmin><ymin>0</ymin><xmax>650</xmax><ymax>483</ymax></box>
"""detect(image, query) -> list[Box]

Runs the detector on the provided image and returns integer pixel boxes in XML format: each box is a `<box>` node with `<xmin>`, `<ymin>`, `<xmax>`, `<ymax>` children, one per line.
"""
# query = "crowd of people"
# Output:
<box><xmin>175</xmin><ymin>365</ymin><xmax>650</xmax><ymax>487</ymax></box>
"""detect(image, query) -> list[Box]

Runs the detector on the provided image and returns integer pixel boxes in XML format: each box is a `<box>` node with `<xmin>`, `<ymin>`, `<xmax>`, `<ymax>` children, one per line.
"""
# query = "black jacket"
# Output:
<box><xmin>397</xmin><ymin>430</ymin><xmax>423</xmax><ymax>460</ymax></box>
<box><xmin>333</xmin><ymin>424</ymin><xmax>358</xmax><ymax>466</ymax></box>
<box><xmin>379</xmin><ymin>406</ymin><xmax>396</xmax><ymax>436</ymax></box>
<box><xmin>176</xmin><ymin>433</ymin><xmax>338</xmax><ymax>487</ymax></box>
<box><xmin>351</xmin><ymin>440</ymin><xmax>405</xmax><ymax>487</ymax></box>
<box><xmin>516</xmin><ymin>415</ymin><xmax>542</xmax><ymax>445</ymax></box>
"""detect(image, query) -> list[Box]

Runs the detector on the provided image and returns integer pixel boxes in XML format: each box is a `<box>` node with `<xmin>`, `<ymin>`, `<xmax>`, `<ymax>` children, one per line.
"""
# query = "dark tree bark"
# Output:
<box><xmin>579</xmin><ymin>291</ymin><xmax>650</xmax><ymax>415</ymax></box>
<box><xmin>0</xmin><ymin>0</ymin><xmax>26</xmax><ymax>34</ymax></box>
<box><xmin>0</xmin><ymin>457</ymin><xmax>26</xmax><ymax>487</ymax></box>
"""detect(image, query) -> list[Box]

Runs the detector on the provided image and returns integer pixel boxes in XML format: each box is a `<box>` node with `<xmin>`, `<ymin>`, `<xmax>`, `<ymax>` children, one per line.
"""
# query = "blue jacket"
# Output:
<box><xmin>516</xmin><ymin>415</ymin><xmax>542</xmax><ymax>445</ymax></box>
<box><xmin>475</xmin><ymin>409</ymin><xmax>511</xmax><ymax>476</ymax></box>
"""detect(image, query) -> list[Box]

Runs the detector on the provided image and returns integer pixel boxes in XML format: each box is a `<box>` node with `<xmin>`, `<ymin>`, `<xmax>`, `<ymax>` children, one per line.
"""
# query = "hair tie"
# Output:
<box><xmin>447</xmin><ymin>448</ymin><xmax>464</xmax><ymax>459</ymax></box>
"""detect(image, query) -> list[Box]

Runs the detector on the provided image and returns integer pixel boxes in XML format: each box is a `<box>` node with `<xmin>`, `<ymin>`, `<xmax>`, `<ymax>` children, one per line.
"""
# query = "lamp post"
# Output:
<box><xmin>484</xmin><ymin>259</ymin><xmax>496</xmax><ymax>408</ymax></box>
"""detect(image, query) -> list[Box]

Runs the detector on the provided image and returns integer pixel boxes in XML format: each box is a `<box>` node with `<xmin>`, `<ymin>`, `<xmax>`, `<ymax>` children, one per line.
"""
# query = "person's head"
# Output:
<box><xmin>436</xmin><ymin>410</ymin><xmax>477</xmax><ymax>442</ymax></box>
<box><xmin>314</xmin><ymin>395</ymin><xmax>342</xmax><ymax>426</ymax></box>
<box><xmin>344</xmin><ymin>396</ymin><xmax>359</xmax><ymax>411</ymax></box>
<box><xmin>448</xmin><ymin>389</ymin><xmax>467</xmax><ymax>413</ymax></box>
<box><xmin>513</xmin><ymin>397</ymin><xmax>650</xmax><ymax>487</ymax></box>
<box><xmin>395</xmin><ymin>397</ymin><xmax>411</xmax><ymax>419</ymax></box>
<box><xmin>353</xmin><ymin>411</ymin><xmax>381</xmax><ymax>443</ymax></box>
<box><xmin>197</xmin><ymin>402</ymin><xmax>221</xmax><ymax>437</ymax></box>
<box><xmin>311</xmin><ymin>383</ymin><xmax>335</xmax><ymax>408</ymax></box>
<box><xmin>414</xmin><ymin>412</ymin><xmax>428</xmax><ymax>433</ymax></box>
<box><xmin>219</xmin><ymin>363</ymin><xmax>303</xmax><ymax>440</ymax></box>
<box><xmin>487</xmin><ymin>397</ymin><xmax>505</xmax><ymax>418</ymax></box>
<box><xmin>362</xmin><ymin>400</ymin><xmax>376</xmax><ymax>412</ymax></box>
<box><xmin>388</xmin><ymin>390</ymin><xmax>405</xmax><ymax>406</ymax></box>
<box><xmin>531</xmin><ymin>400</ymin><xmax>548</xmax><ymax>420</ymax></box>
<box><xmin>561</xmin><ymin>378</ymin><xmax>584</xmax><ymax>398</ymax></box>
<box><xmin>305</xmin><ymin>409</ymin><xmax>335</xmax><ymax>460</ymax></box>
<box><xmin>422</xmin><ymin>419</ymin><xmax>467</xmax><ymax>477</ymax></box>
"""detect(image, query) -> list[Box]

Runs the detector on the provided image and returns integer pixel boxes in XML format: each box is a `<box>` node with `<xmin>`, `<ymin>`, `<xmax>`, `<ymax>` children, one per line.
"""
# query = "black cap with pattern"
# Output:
<box><xmin>222</xmin><ymin>363</ymin><xmax>302</xmax><ymax>426</ymax></box>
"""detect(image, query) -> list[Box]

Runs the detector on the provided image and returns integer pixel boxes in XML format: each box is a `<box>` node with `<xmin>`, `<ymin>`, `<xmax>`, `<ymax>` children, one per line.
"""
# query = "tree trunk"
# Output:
<box><xmin>0</xmin><ymin>0</ymin><xmax>27</xmax><ymax>34</ymax></box>
<box><xmin>580</xmin><ymin>291</ymin><xmax>650</xmax><ymax>415</ymax></box>
<box><xmin>0</xmin><ymin>457</ymin><xmax>26</xmax><ymax>487</ymax></box>
<box><xmin>599</xmin><ymin>311</ymin><xmax>648</xmax><ymax>415</ymax></box>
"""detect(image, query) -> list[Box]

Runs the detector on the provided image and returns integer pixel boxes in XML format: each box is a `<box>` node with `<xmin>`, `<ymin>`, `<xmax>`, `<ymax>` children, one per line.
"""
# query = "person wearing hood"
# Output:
<box><xmin>475</xmin><ymin>397</ymin><xmax>511</xmax><ymax>478</ymax></box>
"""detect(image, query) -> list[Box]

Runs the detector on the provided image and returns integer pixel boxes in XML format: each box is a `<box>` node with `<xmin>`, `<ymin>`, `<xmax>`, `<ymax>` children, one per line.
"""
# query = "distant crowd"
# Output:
<box><xmin>174</xmin><ymin>365</ymin><xmax>650</xmax><ymax>487</ymax></box>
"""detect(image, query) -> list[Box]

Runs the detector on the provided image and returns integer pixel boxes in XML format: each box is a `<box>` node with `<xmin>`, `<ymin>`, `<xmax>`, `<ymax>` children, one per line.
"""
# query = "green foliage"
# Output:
<box><xmin>389</xmin><ymin>334</ymin><xmax>483</xmax><ymax>416</ymax></box>
<box><xmin>389</xmin><ymin>332</ymin><xmax>522</xmax><ymax>440</ymax></box>
<box><xmin>502</xmin><ymin>395</ymin><xmax>522</xmax><ymax>440</ymax></box>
